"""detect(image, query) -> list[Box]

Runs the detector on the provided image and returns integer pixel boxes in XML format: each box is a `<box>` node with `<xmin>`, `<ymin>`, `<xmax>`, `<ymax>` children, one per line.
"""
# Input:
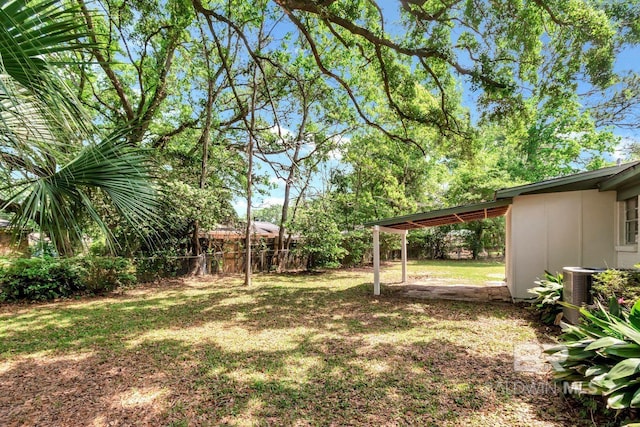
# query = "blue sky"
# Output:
<box><xmin>608</xmin><ymin>45</ymin><xmax>640</xmax><ymax>144</ymax></box>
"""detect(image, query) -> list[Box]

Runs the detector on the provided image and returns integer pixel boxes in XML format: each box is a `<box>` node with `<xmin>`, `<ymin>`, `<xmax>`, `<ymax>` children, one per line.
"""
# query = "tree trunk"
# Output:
<box><xmin>245</xmin><ymin>66</ymin><xmax>258</xmax><ymax>286</ymax></box>
<box><xmin>191</xmin><ymin>220</ymin><xmax>202</xmax><ymax>274</ymax></box>
<box><xmin>277</xmin><ymin>175</ymin><xmax>292</xmax><ymax>271</ymax></box>
<box><xmin>277</xmin><ymin>100</ymin><xmax>306</xmax><ymax>271</ymax></box>
<box><xmin>190</xmin><ymin>27</ymin><xmax>215</xmax><ymax>276</ymax></box>
<box><xmin>245</xmin><ymin>150</ymin><xmax>253</xmax><ymax>285</ymax></box>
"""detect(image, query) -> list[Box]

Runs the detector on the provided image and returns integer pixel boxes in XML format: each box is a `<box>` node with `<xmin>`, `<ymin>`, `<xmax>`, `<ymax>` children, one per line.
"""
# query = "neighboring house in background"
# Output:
<box><xmin>200</xmin><ymin>221</ymin><xmax>281</xmax><ymax>243</ymax></box>
<box><xmin>0</xmin><ymin>219</ymin><xmax>29</xmax><ymax>256</ymax></box>
<box><xmin>369</xmin><ymin>161</ymin><xmax>640</xmax><ymax>300</ymax></box>
<box><xmin>199</xmin><ymin>221</ymin><xmax>301</xmax><ymax>273</ymax></box>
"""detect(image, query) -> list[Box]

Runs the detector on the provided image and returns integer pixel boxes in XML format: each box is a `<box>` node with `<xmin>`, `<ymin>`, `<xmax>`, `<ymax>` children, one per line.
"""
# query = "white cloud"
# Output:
<box><xmin>256</xmin><ymin>197</ymin><xmax>285</xmax><ymax>208</ymax></box>
<box><xmin>233</xmin><ymin>200</ymin><xmax>247</xmax><ymax>217</ymax></box>
<box><xmin>333</xmin><ymin>134</ymin><xmax>351</xmax><ymax>144</ymax></box>
<box><xmin>299</xmin><ymin>139</ymin><xmax>316</xmax><ymax>156</ymax></box>
<box><xmin>328</xmin><ymin>149</ymin><xmax>343</xmax><ymax>161</ymax></box>
<box><xmin>556</xmin><ymin>131</ymin><xmax>587</xmax><ymax>141</ymax></box>
<box><xmin>327</xmin><ymin>134</ymin><xmax>349</xmax><ymax>161</ymax></box>
<box><xmin>268</xmin><ymin>125</ymin><xmax>293</xmax><ymax>139</ymax></box>
<box><xmin>613</xmin><ymin>136</ymin><xmax>640</xmax><ymax>161</ymax></box>
<box><xmin>269</xmin><ymin>176</ymin><xmax>284</xmax><ymax>186</ymax></box>
<box><xmin>234</xmin><ymin>196</ymin><xmax>285</xmax><ymax>217</ymax></box>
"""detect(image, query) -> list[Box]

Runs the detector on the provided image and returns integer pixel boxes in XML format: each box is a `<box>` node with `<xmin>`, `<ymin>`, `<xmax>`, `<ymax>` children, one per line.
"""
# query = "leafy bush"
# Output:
<box><xmin>0</xmin><ymin>256</ymin><xmax>138</xmax><ymax>301</ymax></box>
<box><xmin>528</xmin><ymin>271</ymin><xmax>564</xmax><ymax>325</ymax></box>
<box><xmin>290</xmin><ymin>203</ymin><xmax>346</xmax><ymax>270</ymax></box>
<box><xmin>546</xmin><ymin>298</ymin><xmax>640</xmax><ymax>415</ymax></box>
<box><xmin>134</xmin><ymin>250</ymin><xmax>184</xmax><ymax>282</ymax></box>
<box><xmin>80</xmin><ymin>257</ymin><xmax>136</xmax><ymax>292</ymax></box>
<box><xmin>340</xmin><ymin>229</ymin><xmax>371</xmax><ymax>267</ymax></box>
<box><xmin>88</xmin><ymin>238</ymin><xmax>110</xmax><ymax>256</ymax></box>
<box><xmin>407</xmin><ymin>227</ymin><xmax>449</xmax><ymax>259</ymax></box>
<box><xmin>593</xmin><ymin>269</ymin><xmax>640</xmax><ymax>306</ymax></box>
<box><xmin>0</xmin><ymin>257</ymin><xmax>86</xmax><ymax>301</ymax></box>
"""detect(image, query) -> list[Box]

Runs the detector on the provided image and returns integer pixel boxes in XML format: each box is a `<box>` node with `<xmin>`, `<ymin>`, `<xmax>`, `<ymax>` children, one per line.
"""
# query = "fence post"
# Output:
<box><xmin>199</xmin><ymin>253</ymin><xmax>206</xmax><ymax>275</ymax></box>
<box><xmin>373</xmin><ymin>226</ymin><xmax>380</xmax><ymax>295</ymax></box>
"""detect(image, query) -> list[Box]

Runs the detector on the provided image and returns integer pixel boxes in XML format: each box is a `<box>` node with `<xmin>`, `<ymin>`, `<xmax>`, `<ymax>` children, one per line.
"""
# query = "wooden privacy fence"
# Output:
<box><xmin>138</xmin><ymin>249</ymin><xmax>307</xmax><ymax>277</ymax></box>
<box><xmin>207</xmin><ymin>248</ymin><xmax>307</xmax><ymax>274</ymax></box>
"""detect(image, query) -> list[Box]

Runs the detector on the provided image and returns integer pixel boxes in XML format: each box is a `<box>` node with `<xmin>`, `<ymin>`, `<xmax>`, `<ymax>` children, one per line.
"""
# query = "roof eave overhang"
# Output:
<box><xmin>494</xmin><ymin>165</ymin><xmax>636</xmax><ymax>199</ymax></box>
<box><xmin>365</xmin><ymin>199</ymin><xmax>512</xmax><ymax>230</ymax></box>
<box><xmin>599</xmin><ymin>162</ymin><xmax>640</xmax><ymax>192</ymax></box>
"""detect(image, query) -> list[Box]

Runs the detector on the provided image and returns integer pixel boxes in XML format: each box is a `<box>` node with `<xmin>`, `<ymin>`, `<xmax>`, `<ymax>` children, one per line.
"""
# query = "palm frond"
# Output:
<box><xmin>9</xmin><ymin>130</ymin><xmax>161</xmax><ymax>254</ymax></box>
<box><xmin>0</xmin><ymin>0</ymin><xmax>92</xmax><ymax>174</ymax></box>
<box><xmin>0</xmin><ymin>0</ymin><xmax>88</xmax><ymax>90</ymax></box>
<box><xmin>0</xmin><ymin>0</ymin><xmax>161</xmax><ymax>255</ymax></box>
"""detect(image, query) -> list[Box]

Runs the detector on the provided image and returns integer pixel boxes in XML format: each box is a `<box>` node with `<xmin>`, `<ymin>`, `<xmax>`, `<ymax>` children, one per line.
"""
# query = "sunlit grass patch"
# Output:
<box><xmin>385</xmin><ymin>259</ymin><xmax>506</xmax><ymax>285</ymax></box>
<box><xmin>128</xmin><ymin>323</ymin><xmax>315</xmax><ymax>353</ymax></box>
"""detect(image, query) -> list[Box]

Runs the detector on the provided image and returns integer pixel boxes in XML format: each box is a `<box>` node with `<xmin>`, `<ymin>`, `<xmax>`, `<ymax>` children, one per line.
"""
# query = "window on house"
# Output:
<box><xmin>625</xmin><ymin>197</ymin><xmax>638</xmax><ymax>244</ymax></box>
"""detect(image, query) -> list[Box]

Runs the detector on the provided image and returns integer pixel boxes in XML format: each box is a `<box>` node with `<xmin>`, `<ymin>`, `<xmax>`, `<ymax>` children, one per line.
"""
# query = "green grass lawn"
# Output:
<box><xmin>385</xmin><ymin>259</ymin><xmax>506</xmax><ymax>285</ymax></box>
<box><xmin>0</xmin><ymin>264</ymin><xmax>585</xmax><ymax>426</ymax></box>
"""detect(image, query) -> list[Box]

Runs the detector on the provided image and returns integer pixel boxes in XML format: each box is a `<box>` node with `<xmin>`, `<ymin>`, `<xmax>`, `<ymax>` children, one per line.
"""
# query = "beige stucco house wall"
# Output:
<box><xmin>617</xmin><ymin>245</ymin><xmax>640</xmax><ymax>268</ymax></box>
<box><xmin>506</xmin><ymin>189</ymin><xmax>617</xmax><ymax>300</ymax></box>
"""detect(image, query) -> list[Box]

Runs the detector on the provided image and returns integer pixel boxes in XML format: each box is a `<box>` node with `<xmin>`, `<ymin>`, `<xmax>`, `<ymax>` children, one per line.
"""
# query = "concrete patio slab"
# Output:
<box><xmin>393</xmin><ymin>281</ymin><xmax>512</xmax><ymax>302</ymax></box>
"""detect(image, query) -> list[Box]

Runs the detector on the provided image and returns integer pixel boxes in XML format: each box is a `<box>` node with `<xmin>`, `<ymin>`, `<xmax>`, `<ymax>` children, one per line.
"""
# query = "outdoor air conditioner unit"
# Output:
<box><xmin>562</xmin><ymin>267</ymin><xmax>603</xmax><ymax>324</ymax></box>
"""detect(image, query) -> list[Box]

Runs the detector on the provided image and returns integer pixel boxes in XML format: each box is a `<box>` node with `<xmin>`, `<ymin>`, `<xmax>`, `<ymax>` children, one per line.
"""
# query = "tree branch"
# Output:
<box><xmin>152</xmin><ymin>118</ymin><xmax>201</xmax><ymax>150</ymax></box>
<box><xmin>280</xmin><ymin>8</ymin><xmax>426</xmax><ymax>153</ymax></box>
<box><xmin>275</xmin><ymin>0</ymin><xmax>508</xmax><ymax>90</ymax></box>
<box><xmin>77</xmin><ymin>0</ymin><xmax>135</xmax><ymax>121</ymax></box>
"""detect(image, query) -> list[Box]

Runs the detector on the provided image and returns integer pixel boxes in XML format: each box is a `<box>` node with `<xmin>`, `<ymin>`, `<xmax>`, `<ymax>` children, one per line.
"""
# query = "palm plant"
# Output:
<box><xmin>546</xmin><ymin>298</ymin><xmax>640</xmax><ymax>412</ymax></box>
<box><xmin>529</xmin><ymin>271</ymin><xmax>564</xmax><ymax>325</ymax></box>
<box><xmin>0</xmin><ymin>0</ymin><xmax>159</xmax><ymax>255</ymax></box>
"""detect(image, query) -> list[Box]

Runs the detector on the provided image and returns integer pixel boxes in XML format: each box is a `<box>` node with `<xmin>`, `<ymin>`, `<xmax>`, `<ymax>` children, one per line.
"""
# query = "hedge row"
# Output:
<box><xmin>0</xmin><ymin>257</ymin><xmax>136</xmax><ymax>302</ymax></box>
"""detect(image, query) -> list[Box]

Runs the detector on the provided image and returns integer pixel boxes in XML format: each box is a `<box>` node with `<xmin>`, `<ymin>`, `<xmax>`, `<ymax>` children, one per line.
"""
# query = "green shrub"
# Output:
<box><xmin>88</xmin><ymin>238</ymin><xmax>110</xmax><ymax>256</ymax></box>
<box><xmin>81</xmin><ymin>257</ymin><xmax>136</xmax><ymax>293</ymax></box>
<box><xmin>528</xmin><ymin>271</ymin><xmax>564</xmax><ymax>325</ymax></box>
<box><xmin>0</xmin><ymin>256</ymin><xmax>138</xmax><ymax>301</ymax></box>
<box><xmin>546</xmin><ymin>298</ymin><xmax>640</xmax><ymax>416</ymax></box>
<box><xmin>0</xmin><ymin>257</ymin><xmax>86</xmax><ymax>301</ymax></box>
<box><xmin>593</xmin><ymin>269</ymin><xmax>640</xmax><ymax>306</ymax></box>
<box><xmin>134</xmin><ymin>250</ymin><xmax>183</xmax><ymax>282</ymax></box>
<box><xmin>290</xmin><ymin>204</ymin><xmax>346</xmax><ymax>270</ymax></box>
<box><xmin>340</xmin><ymin>229</ymin><xmax>371</xmax><ymax>267</ymax></box>
<box><xmin>407</xmin><ymin>227</ymin><xmax>449</xmax><ymax>259</ymax></box>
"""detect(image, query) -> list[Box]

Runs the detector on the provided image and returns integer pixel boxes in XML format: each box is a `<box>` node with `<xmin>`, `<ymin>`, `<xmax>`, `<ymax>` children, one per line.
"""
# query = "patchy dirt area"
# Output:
<box><xmin>0</xmin><ymin>269</ymin><xmax>590</xmax><ymax>426</ymax></box>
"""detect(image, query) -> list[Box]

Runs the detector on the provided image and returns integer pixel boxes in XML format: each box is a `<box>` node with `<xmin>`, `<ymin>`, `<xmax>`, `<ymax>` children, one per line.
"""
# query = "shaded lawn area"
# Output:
<box><xmin>0</xmin><ymin>267</ymin><xmax>584</xmax><ymax>426</ymax></box>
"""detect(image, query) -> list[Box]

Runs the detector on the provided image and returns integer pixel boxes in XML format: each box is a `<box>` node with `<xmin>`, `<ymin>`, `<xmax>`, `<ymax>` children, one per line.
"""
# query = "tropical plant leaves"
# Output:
<box><xmin>607</xmin><ymin>359</ymin><xmax>640</xmax><ymax>381</ymax></box>
<box><xmin>609</xmin><ymin>389</ymin><xmax>633</xmax><ymax>409</ymax></box>
<box><xmin>629</xmin><ymin>299</ymin><xmax>640</xmax><ymax>330</ymax></box>
<box><xmin>604</xmin><ymin>343</ymin><xmax>640</xmax><ymax>358</ymax></box>
<box><xmin>8</xmin><ymin>129</ymin><xmax>161</xmax><ymax>254</ymax></box>
<box><xmin>528</xmin><ymin>272</ymin><xmax>564</xmax><ymax>324</ymax></box>
<box><xmin>585</xmin><ymin>336</ymin><xmax>627</xmax><ymax>351</ymax></box>
<box><xmin>0</xmin><ymin>0</ymin><xmax>88</xmax><ymax>89</ymax></box>
<box><xmin>547</xmin><ymin>298</ymin><xmax>640</xmax><ymax>411</ymax></box>
<box><xmin>0</xmin><ymin>0</ymin><xmax>160</xmax><ymax>255</ymax></box>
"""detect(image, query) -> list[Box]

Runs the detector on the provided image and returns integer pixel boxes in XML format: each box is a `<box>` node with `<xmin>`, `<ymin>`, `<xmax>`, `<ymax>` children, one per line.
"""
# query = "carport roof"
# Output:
<box><xmin>365</xmin><ymin>199</ymin><xmax>512</xmax><ymax>230</ymax></box>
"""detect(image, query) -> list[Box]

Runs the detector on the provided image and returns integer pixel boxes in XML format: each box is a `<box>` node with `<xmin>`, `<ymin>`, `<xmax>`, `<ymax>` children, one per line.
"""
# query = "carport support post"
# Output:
<box><xmin>401</xmin><ymin>230</ymin><xmax>407</xmax><ymax>284</ymax></box>
<box><xmin>373</xmin><ymin>225</ymin><xmax>380</xmax><ymax>295</ymax></box>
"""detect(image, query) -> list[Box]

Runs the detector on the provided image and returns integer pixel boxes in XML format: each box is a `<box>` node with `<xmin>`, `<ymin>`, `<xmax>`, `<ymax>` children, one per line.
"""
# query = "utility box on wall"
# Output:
<box><xmin>562</xmin><ymin>267</ymin><xmax>604</xmax><ymax>324</ymax></box>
